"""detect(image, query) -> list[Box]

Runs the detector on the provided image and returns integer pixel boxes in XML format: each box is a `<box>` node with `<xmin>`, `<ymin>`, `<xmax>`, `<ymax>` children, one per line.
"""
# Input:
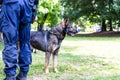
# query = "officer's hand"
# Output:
<box><xmin>34</xmin><ymin>16</ymin><xmax>38</xmax><ymax>22</ymax></box>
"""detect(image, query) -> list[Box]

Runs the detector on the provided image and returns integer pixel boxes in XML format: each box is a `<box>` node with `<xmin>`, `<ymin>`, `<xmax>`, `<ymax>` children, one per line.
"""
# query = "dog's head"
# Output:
<box><xmin>62</xmin><ymin>19</ymin><xmax>77</xmax><ymax>37</ymax></box>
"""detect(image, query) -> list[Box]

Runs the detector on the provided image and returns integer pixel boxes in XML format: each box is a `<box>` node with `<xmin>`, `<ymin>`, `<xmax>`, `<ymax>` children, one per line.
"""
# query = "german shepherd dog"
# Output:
<box><xmin>30</xmin><ymin>19</ymin><xmax>77</xmax><ymax>73</ymax></box>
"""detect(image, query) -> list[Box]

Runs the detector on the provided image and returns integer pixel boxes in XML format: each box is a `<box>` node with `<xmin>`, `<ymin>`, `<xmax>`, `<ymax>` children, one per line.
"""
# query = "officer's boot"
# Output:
<box><xmin>4</xmin><ymin>76</ymin><xmax>16</xmax><ymax>80</ymax></box>
<box><xmin>16</xmin><ymin>72</ymin><xmax>27</xmax><ymax>80</ymax></box>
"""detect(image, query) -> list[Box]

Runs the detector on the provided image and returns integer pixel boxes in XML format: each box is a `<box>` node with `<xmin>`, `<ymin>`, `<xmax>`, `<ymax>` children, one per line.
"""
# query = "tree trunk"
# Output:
<box><xmin>44</xmin><ymin>13</ymin><xmax>48</xmax><ymax>22</ymax></box>
<box><xmin>37</xmin><ymin>13</ymin><xmax>48</xmax><ymax>31</ymax></box>
<box><xmin>101</xmin><ymin>19</ymin><xmax>107</xmax><ymax>31</ymax></box>
<box><xmin>37</xmin><ymin>23</ymin><xmax>44</xmax><ymax>31</ymax></box>
<box><xmin>109</xmin><ymin>18</ymin><xmax>113</xmax><ymax>31</ymax></box>
<box><xmin>118</xmin><ymin>20</ymin><xmax>120</xmax><ymax>31</ymax></box>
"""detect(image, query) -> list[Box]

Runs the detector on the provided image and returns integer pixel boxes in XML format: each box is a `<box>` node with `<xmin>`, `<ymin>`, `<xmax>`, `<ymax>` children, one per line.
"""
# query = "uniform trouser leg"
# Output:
<box><xmin>2</xmin><ymin>26</ymin><xmax>18</xmax><ymax>79</ymax></box>
<box><xmin>17</xmin><ymin>24</ymin><xmax>32</xmax><ymax>79</ymax></box>
<box><xmin>1</xmin><ymin>1</ymin><xmax>19</xmax><ymax>79</ymax></box>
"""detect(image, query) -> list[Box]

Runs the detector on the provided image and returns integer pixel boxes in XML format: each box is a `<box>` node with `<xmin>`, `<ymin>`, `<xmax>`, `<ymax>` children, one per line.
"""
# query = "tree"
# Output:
<box><xmin>37</xmin><ymin>0</ymin><xmax>61</xmax><ymax>30</ymax></box>
<box><xmin>113</xmin><ymin>0</ymin><xmax>120</xmax><ymax>24</ymax></box>
<box><xmin>61</xmin><ymin>0</ymin><xmax>120</xmax><ymax>32</ymax></box>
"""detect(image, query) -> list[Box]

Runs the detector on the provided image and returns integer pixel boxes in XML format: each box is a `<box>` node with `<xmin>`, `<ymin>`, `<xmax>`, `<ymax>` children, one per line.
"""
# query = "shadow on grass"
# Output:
<box><xmin>76</xmin><ymin>31</ymin><xmax>120</xmax><ymax>37</ymax></box>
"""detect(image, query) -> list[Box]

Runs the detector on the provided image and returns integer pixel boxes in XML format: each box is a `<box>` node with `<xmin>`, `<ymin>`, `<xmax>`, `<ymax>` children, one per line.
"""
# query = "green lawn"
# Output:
<box><xmin>0</xmin><ymin>37</ymin><xmax>120</xmax><ymax>80</ymax></box>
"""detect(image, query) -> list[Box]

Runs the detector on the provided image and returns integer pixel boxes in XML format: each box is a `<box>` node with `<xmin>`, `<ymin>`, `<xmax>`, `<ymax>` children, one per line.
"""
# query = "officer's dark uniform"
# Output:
<box><xmin>0</xmin><ymin>0</ymin><xmax>38</xmax><ymax>80</ymax></box>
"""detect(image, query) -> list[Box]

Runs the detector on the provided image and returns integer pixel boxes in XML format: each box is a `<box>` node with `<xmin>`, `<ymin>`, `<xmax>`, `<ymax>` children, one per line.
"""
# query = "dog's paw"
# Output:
<box><xmin>45</xmin><ymin>68</ymin><xmax>49</xmax><ymax>74</ymax></box>
<box><xmin>54</xmin><ymin>68</ymin><xmax>59</xmax><ymax>73</ymax></box>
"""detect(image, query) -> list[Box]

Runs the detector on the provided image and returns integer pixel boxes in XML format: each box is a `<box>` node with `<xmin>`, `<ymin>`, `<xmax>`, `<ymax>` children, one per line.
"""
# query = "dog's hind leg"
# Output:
<box><xmin>52</xmin><ymin>49</ymin><xmax>59</xmax><ymax>73</ymax></box>
<box><xmin>45</xmin><ymin>52</ymin><xmax>51</xmax><ymax>74</ymax></box>
<box><xmin>52</xmin><ymin>45</ymin><xmax>60</xmax><ymax>53</ymax></box>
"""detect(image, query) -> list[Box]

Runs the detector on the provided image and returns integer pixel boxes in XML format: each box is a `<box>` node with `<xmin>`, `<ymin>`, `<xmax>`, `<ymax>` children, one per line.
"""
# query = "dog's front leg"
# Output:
<box><xmin>45</xmin><ymin>52</ymin><xmax>51</xmax><ymax>74</ymax></box>
<box><xmin>53</xmin><ymin>49</ymin><xmax>59</xmax><ymax>73</ymax></box>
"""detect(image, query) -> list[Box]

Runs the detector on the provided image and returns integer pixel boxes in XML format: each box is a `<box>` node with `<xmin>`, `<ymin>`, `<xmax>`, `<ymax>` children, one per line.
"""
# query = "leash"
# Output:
<box><xmin>44</xmin><ymin>31</ymin><xmax>48</xmax><ymax>52</ymax></box>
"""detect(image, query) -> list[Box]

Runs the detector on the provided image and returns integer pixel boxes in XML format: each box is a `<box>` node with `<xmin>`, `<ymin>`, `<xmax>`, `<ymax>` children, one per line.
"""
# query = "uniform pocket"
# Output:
<box><xmin>29</xmin><ymin>0</ymin><xmax>34</xmax><ymax>7</ymax></box>
<box><xmin>20</xmin><ymin>0</ymin><xmax>34</xmax><ymax>24</ymax></box>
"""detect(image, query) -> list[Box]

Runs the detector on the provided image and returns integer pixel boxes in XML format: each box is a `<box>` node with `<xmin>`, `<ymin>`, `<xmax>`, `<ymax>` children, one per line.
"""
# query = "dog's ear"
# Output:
<box><xmin>64</xmin><ymin>18</ymin><xmax>69</xmax><ymax>26</ymax></box>
<box><xmin>62</xmin><ymin>18</ymin><xmax>69</xmax><ymax>28</ymax></box>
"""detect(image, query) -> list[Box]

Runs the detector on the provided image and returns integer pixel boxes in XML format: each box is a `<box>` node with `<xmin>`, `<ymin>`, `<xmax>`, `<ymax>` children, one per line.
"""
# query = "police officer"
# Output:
<box><xmin>0</xmin><ymin>0</ymin><xmax>2</xmax><ymax>32</ymax></box>
<box><xmin>0</xmin><ymin>0</ymin><xmax>3</xmax><ymax>42</ymax></box>
<box><xmin>0</xmin><ymin>0</ymin><xmax>39</xmax><ymax>80</ymax></box>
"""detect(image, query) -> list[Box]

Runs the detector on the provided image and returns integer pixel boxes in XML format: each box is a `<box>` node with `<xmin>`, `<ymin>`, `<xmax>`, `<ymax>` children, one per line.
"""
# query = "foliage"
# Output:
<box><xmin>113</xmin><ymin>0</ymin><xmax>120</xmax><ymax>20</ymax></box>
<box><xmin>37</xmin><ymin>0</ymin><xmax>62</xmax><ymax>26</ymax></box>
<box><xmin>61</xmin><ymin>0</ymin><xmax>120</xmax><ymax>30</ymax></box>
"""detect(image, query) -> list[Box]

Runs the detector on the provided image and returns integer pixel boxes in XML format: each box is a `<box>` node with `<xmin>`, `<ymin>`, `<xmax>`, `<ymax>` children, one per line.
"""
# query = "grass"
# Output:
<box><xmin>0</xmin><ymin>42</ymin><xmax>4</xmax><ymax>51</ymax></box>
<box><xmin>0</xmin><ymin>37</ymin><xmax>120</xmax><ymax>80</ymax></box>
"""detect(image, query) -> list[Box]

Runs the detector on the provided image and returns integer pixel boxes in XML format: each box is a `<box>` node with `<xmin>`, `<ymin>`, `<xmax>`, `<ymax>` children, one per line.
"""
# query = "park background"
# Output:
<box><xmin>1</xmin><ymin>0</ymin><xmax>120</xmax><ymax>80</ymax></box>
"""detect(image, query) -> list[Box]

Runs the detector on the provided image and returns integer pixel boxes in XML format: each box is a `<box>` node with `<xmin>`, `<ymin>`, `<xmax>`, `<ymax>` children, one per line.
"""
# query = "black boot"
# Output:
<box><xmin>16</xmin><ymin>72</ymin><xmax>27</xmax><ymax>80</ymax></box>
<box><xmin>4</xmin><ymin>76</ymin><xmax>16</xmax><ymax>80</ymax></box>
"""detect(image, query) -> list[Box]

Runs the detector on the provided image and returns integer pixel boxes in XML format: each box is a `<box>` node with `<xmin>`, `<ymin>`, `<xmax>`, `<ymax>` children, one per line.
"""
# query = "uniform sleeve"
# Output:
<box><xmin>34</xmin><ymin>0</ymin><xmax>39</xmax><ymax>5</ymax></box>
<box><xmin>31</xmin><ymin>0</ymin><xmax>39</xmax><ymax>23</ymax></box>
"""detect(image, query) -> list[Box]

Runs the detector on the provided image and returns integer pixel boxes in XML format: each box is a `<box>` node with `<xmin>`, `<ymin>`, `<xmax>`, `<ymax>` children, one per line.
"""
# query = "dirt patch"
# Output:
<box><xmin>76</xmin><ymin>31</ymin><xmax>120</xmax><ymax>37</ymax></box>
